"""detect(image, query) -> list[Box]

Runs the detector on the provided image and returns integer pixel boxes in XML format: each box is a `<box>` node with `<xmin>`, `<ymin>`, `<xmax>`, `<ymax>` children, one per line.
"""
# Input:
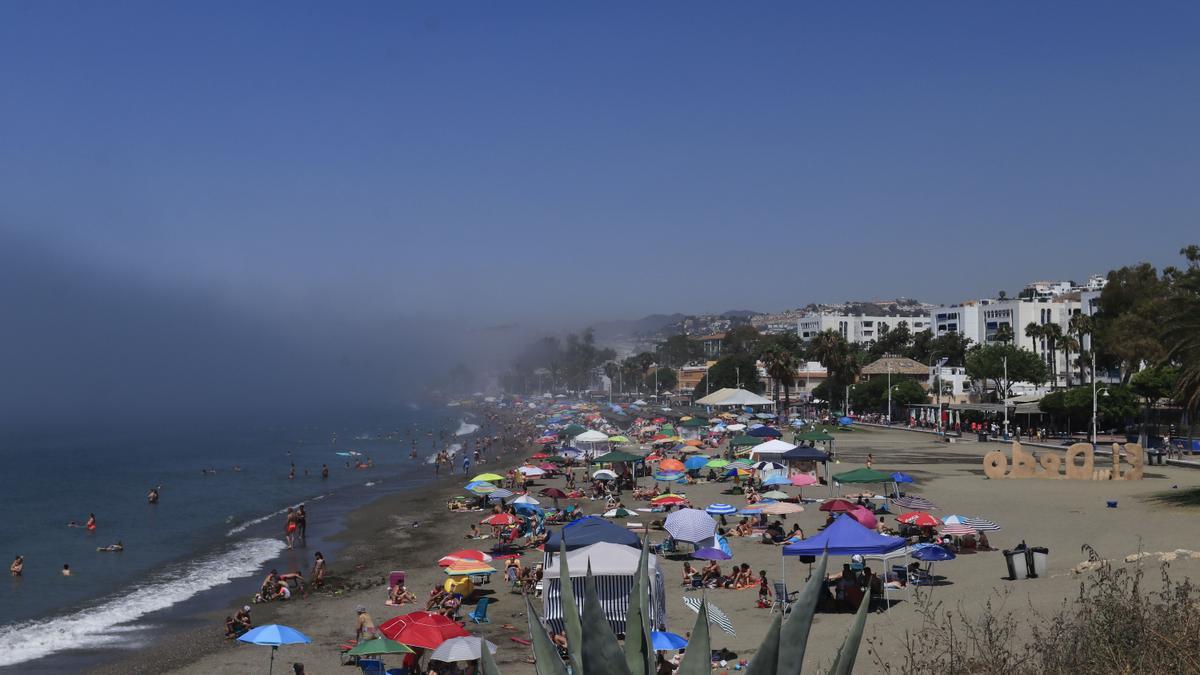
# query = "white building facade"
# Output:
<box><xmin>797</xmin><ymin>314</ymin><xmax>930</xmax><ymax>344</ymax></box>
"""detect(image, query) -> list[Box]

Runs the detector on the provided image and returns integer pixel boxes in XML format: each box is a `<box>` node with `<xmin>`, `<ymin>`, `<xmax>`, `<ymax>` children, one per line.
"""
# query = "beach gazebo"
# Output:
<box><xmin>543</xmin><ymin>541</ymin><xmax>667</xmax><ymax>635</ymax></box>
<box><xmin>696</xmin><ymin>388</ymin><xmax>774</xmax><ymax>408</ymax></box>
<box><xmin>782</xmin><ymin>514</ymin><xmax>907</xmax><ymax>608</ymax></box>
<box><xmin>573</xmin><ymin>429</ymin><xmax>611</xmax><ymax>459</ymax></box>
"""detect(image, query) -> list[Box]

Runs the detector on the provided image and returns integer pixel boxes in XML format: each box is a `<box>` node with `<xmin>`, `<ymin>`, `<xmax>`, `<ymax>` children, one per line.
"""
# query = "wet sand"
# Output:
<box><xmin>126</xmin><ymin>424</ymin><xmax>1200</xmax><ymax>674</ymax></box>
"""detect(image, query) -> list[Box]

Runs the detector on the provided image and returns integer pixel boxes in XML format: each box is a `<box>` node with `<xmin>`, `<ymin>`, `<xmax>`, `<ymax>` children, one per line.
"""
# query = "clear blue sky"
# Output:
<box><xmin>2</xmin><ymin>1</ymin><xmax>1198</xmax><ymax>322</ymax></box>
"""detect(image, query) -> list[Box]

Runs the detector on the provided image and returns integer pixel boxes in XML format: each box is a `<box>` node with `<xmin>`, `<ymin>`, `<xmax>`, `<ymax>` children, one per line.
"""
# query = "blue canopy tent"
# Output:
<box><xmin>782</xmin><ymin>515</ymin><xmax>908</xmax><ymax>609</ymax></box>
<box><xmin>544</xmin><ymin>516</ymin><xmax>641</xmax><ymax>551</ymax></box>
<box><xmin>747</xmin><ymin>426</ymin><xmax>782</xmax><ymax>438</ymax></box>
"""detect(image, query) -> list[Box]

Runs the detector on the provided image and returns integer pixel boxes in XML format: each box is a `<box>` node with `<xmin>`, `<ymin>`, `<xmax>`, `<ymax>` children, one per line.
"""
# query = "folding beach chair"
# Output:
<box><xmin>469</xmin><ymin>596</ymin><xmax>492</xmax><ymax>623</ymax></box>
<box><xmin>771</xmin><ymin>582</ymin><xmax>798</xmax><ymax>614</ymax></box>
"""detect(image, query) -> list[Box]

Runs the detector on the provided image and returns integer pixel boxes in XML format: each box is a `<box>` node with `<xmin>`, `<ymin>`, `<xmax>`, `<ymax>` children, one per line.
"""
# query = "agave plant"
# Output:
<box><xmin>517</xmin><ymin>538</ymin><xmax>870</xmax><ymax>675</ymax></box>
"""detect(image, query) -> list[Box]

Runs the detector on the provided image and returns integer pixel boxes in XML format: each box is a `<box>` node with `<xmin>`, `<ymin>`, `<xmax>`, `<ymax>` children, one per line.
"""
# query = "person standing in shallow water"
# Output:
<box><xmin>321</xmin><ymin>464</ymin><xmax>329</xmax><ymax>479</ymax></box>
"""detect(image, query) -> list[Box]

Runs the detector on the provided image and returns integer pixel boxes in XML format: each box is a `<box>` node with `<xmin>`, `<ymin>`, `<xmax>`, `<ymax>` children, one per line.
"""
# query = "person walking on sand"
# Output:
<box><xmin>284</xmin><ymin>507</ymin><xmax>297</xmax><ymax>549</ymax></box>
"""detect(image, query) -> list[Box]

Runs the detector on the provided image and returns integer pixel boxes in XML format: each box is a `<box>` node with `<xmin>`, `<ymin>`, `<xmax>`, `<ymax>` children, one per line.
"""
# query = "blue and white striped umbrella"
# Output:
<box><xmin>705</xmin><ymin>503</ymin><xmax>737</xmax><ymax>515</ymax></box>
<box><xmin>753</xmin><ymin>461</ymin><xmax>786</xmax><ymax>471</ymax></box>
<box><xmin>681</xmin><ymin>596</ymin><xmax>736</xmax><ymax>635</ymax></box>
<box><xmin>892</xmin><ymin>495</ymin><xmax>938</xmax><ymax>511</ymax></box>
<box><xmin>664</xmin><ymin>508</ymin><xmax>717</xmax><ymax>544</ymax></box>
<box><xmin>943</xmin><ymin>515</ymin><xmax>1001</xmax><ymax>531</ymax></box>
<box><xmin>486</xmin><ymin>488</ymin><xmax>515</xmax><ymax>501</ymax></box>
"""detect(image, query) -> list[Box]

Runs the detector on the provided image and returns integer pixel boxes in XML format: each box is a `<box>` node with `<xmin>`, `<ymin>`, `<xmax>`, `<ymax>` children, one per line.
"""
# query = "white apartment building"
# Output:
<box><xmin>797</xmin><ymin>314</ymin><xmax>930</xmax><ymax>344</ymax></box>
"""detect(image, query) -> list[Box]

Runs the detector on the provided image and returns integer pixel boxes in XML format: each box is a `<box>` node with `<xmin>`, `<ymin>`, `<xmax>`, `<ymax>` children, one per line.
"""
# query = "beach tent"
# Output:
<box><xmin>543</xmin><ymin>516</ymin><xmax>641</xmax><ymax>551</ymax></box>
<box><xmin>782</xmin><ymin>514</ymin><xmax>905</xmax><ymax>557</ymax></box>
<box><xmin>543</xmin><ymin>541</ymin><xmax>667</xmax><ymax>635</ymax></box>
<box><xmin>590</xmin><ymin>450</ymin><xmax>644</xmax><ymax>464</ymax></box>
<box><xmin>695</xmin><ymin>388</ymin><xmax>774</xmax><ymax>407</ymax></box>
<box><xmin>749</xmin><ymin>439</ymin><xmax>797</xmax><ymax>456</ymax></box>
<box><xmin>780</xmin><ymin>446</ymin><xmax>830</xmax><ymax>462</ymax></box>
<box><xmin>747</xmin><ymin>426</ymin><xmax>783</xmax><ymax>438</ymax></box>
<box><xmin>729</xmin><ymin>435</ymin><xmax>765</xmax><ymax>448</ymax></box>
<box><xmin>834</xmin><ymin>467</ymin><xmax>894</xmax><ymax>483</ymax></box>
<box><xmin>574</xmin><ymin>430</ymin><xmax>609</xmax><ymax>442</ymax></box>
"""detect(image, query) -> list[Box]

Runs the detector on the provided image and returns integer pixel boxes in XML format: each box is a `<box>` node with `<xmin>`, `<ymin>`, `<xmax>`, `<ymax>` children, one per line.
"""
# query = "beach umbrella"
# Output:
<box><xmin>347</xmin><ymin>638</ymin><xmax>414</xmax><ymax>657</ymax></box>
<box><xmin>790</xmin><ymin>474</ymin><xmax>819</xmax><ymax>487</ymax></box>
<box><xmin>838</xmin><ymin>416</ymin><xmax>853</xmax><ymax>426</ymax></box>
<box><xmin>592</xmin><ymin>469</ymin><xmax>618</xmax><ymax>480</ymax></box>
<box><xmin>725</xmin><ymin>423</ymin><xmax>746</xmax><ymax>431</ymax></box>
<box><xmin>892</xmin><ymin>495</ymin><xmax>938</xmax><ymax>511</ymax></box>
<box><xmin>705</xmin><ymin>459</ymin><xmax>730</xmax><ymax>468</ymax></box>
<box><xmin>752</xmin><ymin>461</ymin><xmax>786</xmax><ymax>471</ymax></box>
<box><xmin>537</xmin><ymin>435</ymin><xmax>557</xmax><ymax>444</ymax></box>
<box><xmin>445</xmin><ymin>561</ymin><xmax>497</xmax><ymax>575</ymax></box>
<box><xmin>653</xmin><ymin>471</ymin><xmax>685</xmax><ymax>482</ymax></box>
<box><xmin>650</xmin><ymin>631</ymin><xmax>689</xmax><ymax>651</ymax></box>
<box><xmin>891</xmin><ymin>471</ymin><xmax>915</xmax><ymax>484</ymax></box>
<box><xmin>603</xmin><ymin>507</ymin><xmax>635</xmax><ymax>518</ymax></box>
<box><xmin>761</xmin><ymin>475</ymin><xmax>792</xmax><ymax>487</ymax></box>
<box><xmin>944</xmin><ymin>515</ymin><xmax>1000</xmax><ymax>531</ymax></box>
<box><xmin>722</xmin><ymin>467</ymin><xmax>752</xmax><ymax>478</ymax></box>
<box><xmin>845</xmin><ymin>505</ymin><xmax>877</xmax><ymax>528</ymax></box>
<box><xmin>470</xmin><ymin>473</ymin><xmax>505</xmax><ymax>483</ymax></box>
<box><xmin>238</xmin><ymin>624</ymin><xmax>311</xmax><ymax>675</ymax></box>
<box><xmin>940</xmin><ymin>523</ymin><xmax>977</xmax><ymax>536</ymax></box>
<box><xmin>559</xmin><ymin>447</ymin><xmax>582</xmax><ymax>457</ymax></box>
<box><xmin>486</xmin><ymin>488</ymin><xmax>514</xmax><ymax>501</ymax></box>
<box><xmin>658</xmin><ymin>459</ymin><xmax>686</xmax><ymax>472</ymax></box>
<box><xmin>758</xmin><ymin>501</ymin><xmax>804</xmax><ymax>515</ymax></box>
<box><xmin>430</xmin><ymin>636</ymin><xmax>498</xmax><ymax>663</ymax></box>
<box><xmin>731</xmin><ymin>458</ymin><xmax>755</xmax><ymax>467</ymax></box>
<box><xmin>684</xmin><ymin>456</ymin><xmax>710</xmax><ymax>470</ymax></box>
<box><xmin>517</xmin><ymin>466</ymin><xmax>546</xmax><ymax>476</ymax></box>
<box><xmin>481</xmin><ymin>513</ymin><xmax>519</xmax><ymax>526</ymax></box>
<box><xmin>380</xmin><ymin>611</ymin><xmax>471</xmax><ymax>649</ymax></box>
<box><xmin>760</xmin><ymin>490</ymin><xmax>790</xmax><ymax>500</ymax></box>
<box><xmin>607</xmin><ymin>435</ymin><xmax>631</xmax><ymax>443</ymax></box>
<box><xmin>898</xmin><ymin>512</ymin><xmax>941</xmax><ymax>527</ymax></box>
<box><xmin>818</xmin><ymin>498</ymin><xmax>857</xmax><ymax>513</ymax></box>
<box><xmin>465</xmin><ymin>481</ymin><xmax>497</xmax><ymax>495</ymax></box>
<box><xmin>681</xmin><ymin>597</ymin><xmax>736</xmax><ymax>636</ymax></box>
<box><xmin>539</xmin><ymin>488</ymin><xmax>568</xmax><ymax>499</ymax></box>
<box><xmin>692</xmin><ymin>547</ymin><xmax>731</xmax><ymax>561</ymax></box>
<box><xmin>511</xmin><ymin>494</ymin><xmax>540</xmax><ymax>505</ymax></box>
<box><xmin>513</xmin><ymin>502</ymin><xmax>544</xmax><ymax>516</ymax></box>
<box><xmin>438</xmin><ymin>549</ymin><xmax>493</xmax><ymax>567</ymax></box>
<box><xmin>705</xmin><ymin>503</ymin><xmax>737</xmax><ymax>515</ymax></box>
<box><xmin>651</xmin><ymin>494</ymin><xmax>688</xmax><ymax>506</ymax></box>
<box><xmin>912</xmin><ymin>546</ymin><xmax>956</xmax><ymax>562</ymax></box>
<box><xmin>664</xmin><ymin>508</ymin><xmax>717</xmax><ymax>543</ymax></box>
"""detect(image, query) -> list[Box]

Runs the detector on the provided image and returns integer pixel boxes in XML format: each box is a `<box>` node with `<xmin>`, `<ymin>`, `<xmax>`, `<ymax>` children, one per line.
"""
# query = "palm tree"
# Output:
<box><xmin>760</xmin><ymin>344</ymin><xmax>799</xmax><ymax>421</ymax></box>
<box><xmin>1043</xmin><ymin>323</ymin><xmax>1064</xmax><ymax>389</ymax></box>
<box><xmin>1059</xmin><ymin>334</ymin><xmax>1080</xmax><ymax>388</ymax></box>
<box><xmin>994</xmin><ymin>322</ymin><xmax>1015</xmax><ymax>345</ymax></box>
<box><xmin>1069</xmin><ymin>313</ymin><xmax>1094</xmax><ymax>384</ymax></box>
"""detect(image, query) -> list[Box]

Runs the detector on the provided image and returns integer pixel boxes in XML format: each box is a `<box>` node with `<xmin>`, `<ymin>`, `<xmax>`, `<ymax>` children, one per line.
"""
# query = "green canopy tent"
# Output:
<box><xmin>590</xmin><ymin>450</ymin><xmax>644</xmax><ymax>464</ymax></box>
<box><xmin>678</xmin><ymin>417</ymin><xmax>708</xmax><ymax>428</ymax></box>
<box><xmin>729</xmin><ymin>435</ymin><xmax>765</xmax><ymax>447</ymax></box>
<box><xmin>832</xmin><ymin>467</ymin><xmax>897</xmax><ymax>499</ymax></box>
<box><xmin>794</xmin><ymin>429</ymin><xmax>837</xmax><ymax>459</ymax></box>
<box><xmin>562</xmin><ymin>424</ymin><xmax>587</xmax><ymax>437</ymax></box>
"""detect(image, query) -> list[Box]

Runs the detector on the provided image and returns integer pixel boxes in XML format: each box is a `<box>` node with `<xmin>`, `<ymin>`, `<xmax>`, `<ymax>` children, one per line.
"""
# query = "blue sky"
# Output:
<box><xmin>2</xmin><ymin>2</ymin><xmax>1197</xmax><ymax>322</ymax></box>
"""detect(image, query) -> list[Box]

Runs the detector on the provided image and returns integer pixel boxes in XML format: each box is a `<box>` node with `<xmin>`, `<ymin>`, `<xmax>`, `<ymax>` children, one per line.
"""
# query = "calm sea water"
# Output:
<box><xmin>0</xmin><ymin>406</ymin><xmax>478</xmax><ymax>669</ymax></box>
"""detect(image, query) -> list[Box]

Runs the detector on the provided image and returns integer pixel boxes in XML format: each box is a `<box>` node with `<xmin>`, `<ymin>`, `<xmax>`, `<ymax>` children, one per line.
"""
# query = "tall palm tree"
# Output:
<box><xmin>1059</xmin><ymin>334</ymin><xmax>1080</xmax><ymax>388</ymax></box>
<box><xmin>760</xmin><ymin>344</ymin><xmax>799</xmax><ymax>421</ymax></box>
<box><xmin>1069</xmin><ymin>313</ymin><xmax>1094</xmax><ymax>384</ymax></box>
<box><xmin>1043</xmin><ymin>323</ymin><xmax>1064</xmax><ymax>389</ymax></box>
<box><xmin>1162</xmin><ymin>246</ymin><xmax>1200</xmax><ymax>420</ymax></box>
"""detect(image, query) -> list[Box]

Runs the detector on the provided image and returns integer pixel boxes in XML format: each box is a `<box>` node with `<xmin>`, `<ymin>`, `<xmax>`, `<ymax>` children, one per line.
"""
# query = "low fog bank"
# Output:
<box><xmin>0</xmin><ymin>232</ymin><xmax>531</xmax><ymax>431</ymax></box>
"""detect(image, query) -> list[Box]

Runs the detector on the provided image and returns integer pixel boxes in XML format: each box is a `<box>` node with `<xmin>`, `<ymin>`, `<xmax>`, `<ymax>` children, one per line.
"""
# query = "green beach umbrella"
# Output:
<box><xmin>563</xmin><ymin>424</ymin><xmax>587</xmax><ymax>436</ymax></box>
<box><xmin>705</xmin><ymin>459</ymin><xmax>730</xmax><ymax>468</ymax></box>
<box><xmin>607</xmin><ymin>435</ymin><xmax>631</xmax><ymax>443</ymax></box>
<box><xmin>470</xmin><ymin>473</ymin><xmax>505</xmax><ymax>483</ymax></box>
<box><xmin>347</xmin><ymin>638</ymin><xmax>415</xmax><ymax>657</ymax></box>
<box><xmin>833</xmin><ymin>467</ymin><xmax>894</xmax><ymax>484</ymax></box>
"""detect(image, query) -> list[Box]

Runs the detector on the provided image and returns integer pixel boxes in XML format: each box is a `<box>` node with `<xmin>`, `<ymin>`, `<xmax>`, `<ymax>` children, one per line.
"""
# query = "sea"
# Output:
<box><xmin>0</xmin><ymin>405</ymin><xmax>484</xmax><ymax>671</ymax></box>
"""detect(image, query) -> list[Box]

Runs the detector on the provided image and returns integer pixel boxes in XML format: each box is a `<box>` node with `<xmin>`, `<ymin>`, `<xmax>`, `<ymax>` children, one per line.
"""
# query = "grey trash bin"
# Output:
<box><xmin>1027</xmin><ymin>546</ymin><xmax>1049</xmax><ymax>578</ymax></box>
<box><xmin>1003</xmin><ymin>543</ymin><xmax>1030</xmax><ymax>580</ymax></box>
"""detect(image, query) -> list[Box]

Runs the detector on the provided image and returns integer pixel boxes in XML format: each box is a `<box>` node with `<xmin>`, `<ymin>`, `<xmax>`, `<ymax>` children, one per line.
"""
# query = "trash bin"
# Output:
<box><xmin>1003</xmin><ymin>543</ymin><xmax>1030</xmax><ymax>580</ymax></box>
<box><xmin>978</xmin><ymin>432</ymin><xmax>989</xmax><ymax>442</ymax></box>
<box><xmin>1027</xmin><ymin>547</ymin><xmax>1049</xmax><ymax>578</ymax></box>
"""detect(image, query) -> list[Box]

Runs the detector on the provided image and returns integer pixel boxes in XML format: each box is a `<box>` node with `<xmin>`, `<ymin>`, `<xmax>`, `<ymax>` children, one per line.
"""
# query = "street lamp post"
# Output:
<box><xmin>1002</xmin><ymin>355</ymin><xmax>1010</xmax><ymax>439</ymax></box>
<box><xmin>887</xmin><ymin>363</ymin><xmax>893</xmax><ymax>425</ymax></box>
<box><xmin>1092</xmin><ymin>350</ymin><xmax>1097</xmax><ymax>445</ymax></box>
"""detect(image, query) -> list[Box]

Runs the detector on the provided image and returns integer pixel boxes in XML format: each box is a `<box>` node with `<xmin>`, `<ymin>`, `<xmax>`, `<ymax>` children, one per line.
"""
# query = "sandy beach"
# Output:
<box><xmin>115</xmin><ymin>418</ymin><xmax>1200</xmax><ymax>675</ymax></box>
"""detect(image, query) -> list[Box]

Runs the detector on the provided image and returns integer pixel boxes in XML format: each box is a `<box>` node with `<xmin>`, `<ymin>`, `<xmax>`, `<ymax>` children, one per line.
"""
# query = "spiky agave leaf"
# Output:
<box><xmin>624</xmin><ymin>535</ymin><xmax>654</xmax><ymax>675</ymax></box>
<box><xmin>525</xmin><ymin>592</ymin><xmax>569</xmax><ymax>675</ymax></box>
<box><xmin>557</xmin><ymin>537</ymin><xmax>583</xmax><ymax>675</ymax></box>
<box><xmin>676</xmin><ymin>597</ymin><xmax>711</xmax><ymax>675</ymax></box>
<box><xmin>480</xmin><ymin>629</ymin><xmax>504</xmax><ymax>675</ymax></box>
<box><xmin>744</xmin><ymin>612</ymin><xmax>782</xmax><ymax>675</ymax></box>
<box><xmin>827</xmin><ymin>590</ymin><xmax>870</xmax><ymax>675</ymax></box>
<box><xmin>777</xmin><ymin>551</ymin><xmax>829</xmax><ymax>674</ymax></box>
<box><xmin>580</xmin><ymin>562</ymin><xmax>634</xmax><ymax>675</ymax></box>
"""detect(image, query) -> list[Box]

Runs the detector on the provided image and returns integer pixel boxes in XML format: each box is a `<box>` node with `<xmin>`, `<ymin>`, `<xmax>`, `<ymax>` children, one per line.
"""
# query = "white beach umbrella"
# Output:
<box><xmin>592</xmin><ymin>469</ymin><xmax>618</xmax><ymax>480</ymax></box>
<box><xmin>430</xmin><ymin>636</ymin><xmax>498</xmax><ymax>663</ymax></box>
<box><xmin>517</xmin><ymin>466</ymin><xmax>546</xmax><ymax>476</ymax></box>
<box><xmin>664</xmin><ymin>508</ymin><xmax>717</xmax><ymax>544</ymax></box>
<box><xmin>511</xmin><ymin>494</ymin><xmax>540</xmax><ymax>505</ymax></box>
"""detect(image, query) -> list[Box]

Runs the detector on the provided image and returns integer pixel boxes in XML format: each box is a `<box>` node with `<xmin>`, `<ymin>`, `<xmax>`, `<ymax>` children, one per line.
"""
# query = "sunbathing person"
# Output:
<box><xmin>734</xmin><ymin>519</ymin><xmax>754</xmax><ymax>537</ymax></box>
<box><xmin>700</xmin><ymin>561</ymin><xmax>722</xmax><ymax>586</ymax></box>
<box><xmin>732</xmin><ymin>563</ymin><xmax>754</xmax><ymax>589</ymax></box>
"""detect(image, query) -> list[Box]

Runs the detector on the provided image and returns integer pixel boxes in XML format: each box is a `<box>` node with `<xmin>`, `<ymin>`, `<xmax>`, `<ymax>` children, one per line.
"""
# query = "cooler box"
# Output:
<box><xmin>1027</xmin><ymin>547</ymin><xmax>1049</xmax><ymax>578</ymax></box>
<box><xmin>1003</xmin><ymin>546</ymin><xmax>1029</xmax><ymax>580</ymax></box>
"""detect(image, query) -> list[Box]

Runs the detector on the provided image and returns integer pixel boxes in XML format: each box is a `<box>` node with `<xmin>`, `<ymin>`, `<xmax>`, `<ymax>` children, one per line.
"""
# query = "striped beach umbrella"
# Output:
<box><xmin>681</xmin><ymin>596</ymin><xmax>736</xmax><ymax>635</ymax></box>
<box><xmin>892</xmin><ymin>495</ymin><xmax>938</xmax><ymax>511</ymax></box>
<box><xmin>758</xmin><ymin>501</ymin><xmax>804</xmax><ymax>515</ymax></box>
<box><xmin>654</xmin><ymin>471</ymin><xmax>685</xmax><ymax>482</ymax></box>
<box><xmin>486</xmin><ymin>488</ymin><xmax>514</xmax><ymax>501</ymax></box>
<box><xmin>943</xmin><ymin>515</ymin><xmax>1001</xmax><ymax>531</ymax></box>
<box><xmin>664</xmin><ymin>508</ymin><xmax>717</xmax><ymax>543</ymax></box>
<box><xmin>652</xmin><ymin>494</ymin><xmax>688</xmax><ymax>506</ymax></box>
<box><xmin>760</xmin><ymin>490</ymin><xmax>789</xmax><ymax>500</ymax></box>
<box><xmin>438</xmin><ymin>550</ymin><xmax>493</xmax><ymax>567</ymax></box>
<box><xmin>940</xmin><ymin>523</ymin><xmax>977</xmax><ymax>536</ymax></box>
<box><xmin>445</xmin><ymin>561</ymin><xmax>498</xmax><ymax>575</ymax></box>
<box><xmin>752</xmin><ymin>461</ymin><xmax>785</xmax><ymax>471</ymax></box>
<box><xmin>705</xmin><ymin>503</ymin><xmax>737</xmax><ymax>515</ymax></box>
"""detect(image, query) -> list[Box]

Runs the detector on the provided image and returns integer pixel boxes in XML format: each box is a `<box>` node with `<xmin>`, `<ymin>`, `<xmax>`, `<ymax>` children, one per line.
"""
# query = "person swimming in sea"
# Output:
<box><xmin>148</xmin><ymin>487</ymin><xmax>160</xmax><ymax>504</ymax></box>
<box><xmin>321</xmin><ymin>464</ymin><xmax>329</xmax><ymax>479</ymax></box>
<box><xmin>10</xmin><ymin>555</ymin><xmax>23</xmax><ymax>576</ymax></box>
<box><xmin>98</xmin><ymin>541</ymin><xmax>123</xmax><ymax>552</ymax></box>
<box><xmin>62</xmin><ymin>563</ymin><xmax>71</xmax><ymax>576</ymax></box>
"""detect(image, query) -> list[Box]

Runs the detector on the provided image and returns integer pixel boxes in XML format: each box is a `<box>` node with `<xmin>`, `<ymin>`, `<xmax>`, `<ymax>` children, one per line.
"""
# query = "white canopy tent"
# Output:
<box><xmin>544</xmin><ymin>542</ymin><xmax>667</xmax><ymax>634</ymax></box>
<box><xmin>696</xmin><ymin>388</ymin><xmax>774</xmax><ymax>407</ymax></box>
<box><xmin>749</xmin><ymin>439</ymin><xmax>798</xmax><ymax>456</ymax></box>
<box><xmin>574</xmin><ymin>429</ymin><xmax>612</xmax><ymax>458</ymax></box>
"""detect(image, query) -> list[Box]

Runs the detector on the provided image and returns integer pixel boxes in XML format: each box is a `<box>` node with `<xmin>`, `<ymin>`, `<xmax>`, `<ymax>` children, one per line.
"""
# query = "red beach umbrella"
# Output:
<box><xmin>437</xmin><ymin>549</ymin><xmax>493</xmax><ymax>567</ymax></box>
<box><xmin>539</xmin><ymin>488</ymin><xmax>568</xmax><ymax>499</ymax></box>
<box><xmin>897</xmin><ymin>512</ymin><xmax>941</xmax><ymax>527</ymax></box>
<box><xmin>379</xmin><ymin>611</ymin><xmax>470</xmax><ymax>649</ymax></box>
<box><xmin>481</xmin><ymin>513</ymin><xmax>519</xmax><ymax>526</ymax></box>
<box><xmin>819</xmin><ymin>499</ymin><xmax>857</xmax><ymax>513</ymax></box>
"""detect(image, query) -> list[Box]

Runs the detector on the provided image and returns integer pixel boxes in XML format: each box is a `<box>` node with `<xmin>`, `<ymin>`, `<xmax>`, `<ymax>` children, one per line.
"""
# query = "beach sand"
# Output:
<box><xmin>106</xmin><ymin>423</ymin><xmax>1200</xmax><ymax>674</ymax></box>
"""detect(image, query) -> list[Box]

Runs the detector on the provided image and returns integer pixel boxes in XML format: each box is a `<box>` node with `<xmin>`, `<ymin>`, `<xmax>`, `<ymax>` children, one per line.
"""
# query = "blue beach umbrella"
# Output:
<box><xmin>487</xmin><ymin>488</ymin><xmax>515</xmax><ymax>501</ymax></box>
<box><xmin>912</xmin><ymin>545</ymin><xmax>956</xmax><ymax>562</ymax></box>
<box><xmin>705</xmin><ymin>503</ymin><xmax>737</xmax><ymax>515</ymax></box>
<box><xmin>761</xmin><ymin>475</ymin><xmax>792</xmax><ymax>487</ymax></box>
<box><xmin>684</xmin><ymin>456</ymin><xmax>710</xmax><ymax>470</ymax></box>
<box><xmin>838</xmin><ymin>416</ymin><xmax>853</xmax><ymax>426</ymax></box>
<box><xmin>654</xmin><ymin>471</ymin><xmax>685</xmax><ymax>482</ymax></box>
<box><xmin>651</xmin><ymin>631</ymin><xmax>689</xmax><ymax>651</ymax></box>
<box><xmin>891</xmin><ymin>472</ymin><xmax>915</xmax><ymax>484</ymax></box>
<box><xmin>238</xmin><ymin>624</ymin><xmax>311</xmax><ymax>675</ymax></box>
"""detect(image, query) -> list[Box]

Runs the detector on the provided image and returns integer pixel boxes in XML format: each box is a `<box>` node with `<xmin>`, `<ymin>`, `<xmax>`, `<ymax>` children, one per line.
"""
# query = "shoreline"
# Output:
<box><xmin>81</xmin><ymin>406</ymin><xmax>533</xmax><ymax>675</ymax></box>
